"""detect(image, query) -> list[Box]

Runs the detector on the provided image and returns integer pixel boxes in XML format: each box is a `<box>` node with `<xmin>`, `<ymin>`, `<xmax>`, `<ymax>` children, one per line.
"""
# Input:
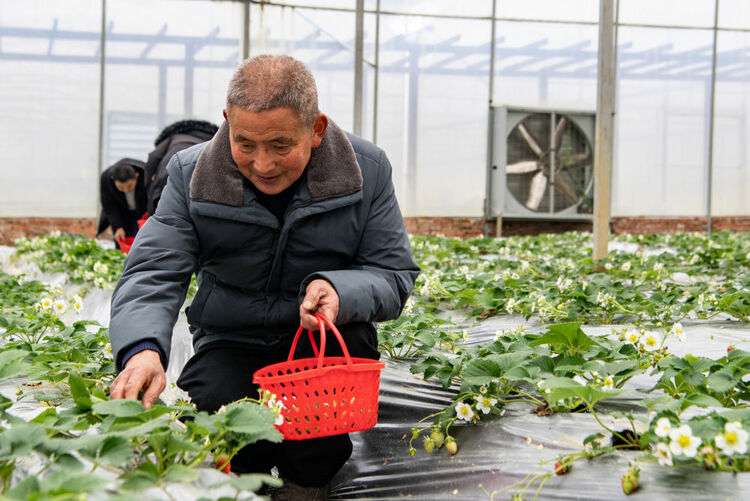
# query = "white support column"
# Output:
<box><xmin>593</xmin><ymin>0</ymin><xmax>616</xmax><ymax>264</ymax></box>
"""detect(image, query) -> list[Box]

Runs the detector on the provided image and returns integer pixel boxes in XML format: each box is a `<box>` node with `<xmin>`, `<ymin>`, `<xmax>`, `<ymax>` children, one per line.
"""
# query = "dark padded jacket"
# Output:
<box><xmin>109</xmin><ymin>119</ymin><xmax>420</xmax><ymax>369</ymax></box>
<box><xmin>96</xmin><ymin>159</ymin><xmax>147</xmax><ymax>237</ymax></box>
<box><xmin>144</xmin><ymin>120</ymin><xmax>218</xmax><ymax>216</ymax></box>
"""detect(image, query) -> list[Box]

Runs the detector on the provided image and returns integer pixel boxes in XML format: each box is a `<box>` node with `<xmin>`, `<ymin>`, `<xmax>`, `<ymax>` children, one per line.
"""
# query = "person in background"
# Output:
<box><xmin>144</xmin><ymin>119</ymin><xmax>218</xmax><ymax>216</ymax></box>
<box><xmin>96</xmin><ymin>158</ymin><xmax>147</xmax><ymax>247</ymax></box>
<box><xmin>107</xmin><ymin>54</ymin><xmax>419</xmax><ymax>500</ymax></box>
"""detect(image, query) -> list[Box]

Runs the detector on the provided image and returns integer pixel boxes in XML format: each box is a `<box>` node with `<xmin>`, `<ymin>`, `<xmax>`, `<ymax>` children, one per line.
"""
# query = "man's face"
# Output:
<box><xmin>225</xmin><ymin>106</ymin><xmax>327</xmax><ymax>195</ymax></box>
<box><xmin>114</xmin><ymin>174</ymin><xmax>138</xmax><ymax>193</ymax></box>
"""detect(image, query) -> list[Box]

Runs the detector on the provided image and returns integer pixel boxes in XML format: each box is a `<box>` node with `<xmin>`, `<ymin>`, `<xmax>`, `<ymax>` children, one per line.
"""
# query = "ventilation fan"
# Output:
<box><xmin>490</xmin><ymin>106</ymin><xmax>595</xmax><ymax>219</ymax></box>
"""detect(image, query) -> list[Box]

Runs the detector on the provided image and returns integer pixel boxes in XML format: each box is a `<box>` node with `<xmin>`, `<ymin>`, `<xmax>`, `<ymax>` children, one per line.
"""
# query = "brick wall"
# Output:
<box><xmin>0</xmin><ymin>218</ymin><xmax>99</xmax><ymax>245</ymax></box>
<box><xmin>2</xmin><ymin>215</ymin><xmax>750</xmax><ymax>245</ymax></box>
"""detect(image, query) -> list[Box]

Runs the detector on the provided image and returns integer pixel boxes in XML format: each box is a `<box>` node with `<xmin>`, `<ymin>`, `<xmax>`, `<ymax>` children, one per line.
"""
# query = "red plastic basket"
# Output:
<box><xmin>117</xmin><ymin>236</ymin><xmax>135</xmax><ymax>254</ymax></box>
<box><xmin>253</xmin><ymin>313</ymin><xmax>386</xmax><ymax>440</ymax></box>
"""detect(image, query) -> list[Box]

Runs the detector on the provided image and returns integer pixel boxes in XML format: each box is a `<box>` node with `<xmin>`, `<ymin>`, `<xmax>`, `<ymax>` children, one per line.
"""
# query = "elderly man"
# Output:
<box><xmin>108</xmin><ymin>55</ymin><xmax>419</xmax><ymax>499</ymax></box>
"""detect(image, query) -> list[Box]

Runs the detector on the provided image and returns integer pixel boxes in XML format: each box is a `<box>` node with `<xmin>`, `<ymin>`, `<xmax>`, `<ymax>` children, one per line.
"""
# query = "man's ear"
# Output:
<box><xmin>222</xmin><ymin>108</ymin><xmax>228</xmax><ymax>121</ymax></box>
<box><xmin>311</xmin><ymin>113</ymin><xmax>328</xmax><ymax>148</ymax></box>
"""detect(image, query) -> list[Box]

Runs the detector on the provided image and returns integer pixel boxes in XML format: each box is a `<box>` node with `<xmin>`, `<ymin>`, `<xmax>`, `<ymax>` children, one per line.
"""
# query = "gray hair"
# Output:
<box><xmin>226</xmin><ymin>55</ymin><xmax>319</xmax><ymax>126</ymax></box>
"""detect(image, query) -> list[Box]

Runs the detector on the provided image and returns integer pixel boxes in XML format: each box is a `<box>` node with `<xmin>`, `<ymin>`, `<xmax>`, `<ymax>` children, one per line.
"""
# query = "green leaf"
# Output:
<box><xmin>98</xmin><ymin>435</ymin><xmax>134</xmax><ymax>467</ymax></box>
<box><xmin>0</xmin><ymin>349</ymin><xmax>30</xmax><ymax>379</ymax></box>
<box><xmin>706</xmin><ymin>368</ymin><xmax>739</xmax><ymax>393</ymax></box>
<box><xmin>227</xmin><ymin>473</ymin><xmax>283</xmax><ymax>492</ymax></box>
<box><xmin>414</xmin><ymin>330</ymin><xmax>435</xmax><ymax>347</ymax></box>
<box><xmin>43</xmin><ymin>470</ymin><xmax>105</xmax><ymax>494</ymax></box>
<box><xmin>93</xmin><ymin>399</ymin><xmax>146</xmax><ymax>417</ymax></box>
<box><xmin>529</xmin><ymin>323</ymin><xmax>599</xmax><ymax>356</ymax></box>
<box><xmin>68</xmin><ymin>372</ymin><xmax>92</xmax><ymax>410</ymax></box>
<box><xmin>682</xmin><ymin>393</ymin><xmax>724</xmax><ymax>410</ymax></box>
<box><xmin>461</xmin><ymin>359</ymin><xmax>501</xmax><ymax>386</ymax></box>
<box><xmin>120</xmin><ymin>463</ymin><xmax>160</xmax><ymax>492</ymax></box>
<box><xmin>4</xmin><ymin>476</ymin><xmax>40</xmax><ymax>500</ymax></box>
<box><xmin>163</xmin><ymin>464</ymin><xmax>199</xmax><ymax>484</ymax></box>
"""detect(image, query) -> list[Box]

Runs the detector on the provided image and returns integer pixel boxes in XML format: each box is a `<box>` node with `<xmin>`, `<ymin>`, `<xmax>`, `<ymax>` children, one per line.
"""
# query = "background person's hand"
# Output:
<box><xmin>114</xmin><ymin>227</ymin><xmax>126</xmax><ymax>242</ymax></box>
<box><xmin>300</xmin><ymin>279</ymin><xmax>339</xmax><ymax>330</ymax></box>
<box><xmin>109</xmin><ymin>349</ymin><xmax>166</xmax><ymax>409</ymax></box>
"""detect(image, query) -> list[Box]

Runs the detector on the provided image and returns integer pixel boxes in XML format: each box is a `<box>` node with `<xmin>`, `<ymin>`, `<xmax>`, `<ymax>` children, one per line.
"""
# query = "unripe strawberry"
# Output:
<box><xmin>423</xmin><ymin>437</ymin><xmax>435</xmax><ymax>454</ymax></box>
<box><xmin>430</xmin><ymin>429</ymin><xmax>445</xmax><ymax>449</ymax></box>
<box><xmin>554</xmin><ymin>461</ymin><xmax>571</xmax><ymax>475</ymax></box>
<box><xmin>621</xmin><ymin>467</ymin><xmax>639</xmax><ymax>495</ymax></box>
<box><xmin>409</xmin><ymin>447</ymin><xmax>417</xmax><ymax>456</ymax></box>
<box><xmin>214</xmin><ymin>453</ymin><xmax>231</xmax><ymax>474</ymax></box>
<box><xmin>445</xmin><ymin>436</ymin><xmax>458</xmax><ymax>455</ymax></box>
<box><xmin>411</xmin><ymin>427</ymin><xmax>420</xmax><ymax>440</ymax></box>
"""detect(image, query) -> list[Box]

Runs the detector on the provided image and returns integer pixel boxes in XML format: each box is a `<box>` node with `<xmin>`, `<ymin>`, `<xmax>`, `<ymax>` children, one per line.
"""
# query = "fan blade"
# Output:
<box><xmin>526</xmin><ymin>171</ymin><xmax>548</xmax><ymax>210</ymax></box>
<box><xmin>554</xmin><ymin>117</ymin><xmax>567</xmax><ymax>150</ymax></box>
<box><xmin>517</xmin><ymin>123</ymin><xmax>544</xmax><ymax>158</ymax></box>
<box><xmin>506</xmin><ymin>160</ymin><xmax>539</xmax><ymax>174</ymax></box>
<box><xmin>554</xmin><ymin>168</ymin><xmax>580</xmax><ymax>206</ymax></box>
<box><xmin>560</xmin><ymin>151</ymin><xmax>591</xmax><ymax>168</ymax></box>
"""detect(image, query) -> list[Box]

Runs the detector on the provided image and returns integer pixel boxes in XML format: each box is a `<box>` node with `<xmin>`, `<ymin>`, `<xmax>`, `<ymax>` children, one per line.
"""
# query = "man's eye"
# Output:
<box><xmin>273</xmin><ymin>144</ymin><xmax>292</xmax><ymax>153</ymax></box>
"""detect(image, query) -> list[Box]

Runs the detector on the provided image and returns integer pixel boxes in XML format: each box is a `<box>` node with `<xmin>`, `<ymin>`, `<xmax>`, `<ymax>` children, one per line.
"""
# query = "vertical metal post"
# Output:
<box><xmin>353</xmin><ymin>0</ymin><xmax>364</xmax><ymax>136</ymax></box>
<box><xmin>406</xmin><ymin>47</ymin><xmax>419</xmax><ymax>214</ymax></box>
<box><xmin>158</xmin><ymin>65</ymin><xmax>167</xmax><ymax>130</ymax></box>
<box><xmin>184</xmin><ymin>44</ymin><xmax>194</xmax><ymax>117</ymax></box>
<box><xmin>593</xmin><ymin>0</ymin><xmax>616</xmax><ymax>264</ymax></box>
<box><xmin>96</xmin><ymin>0</ymin><xmax>107</xmax><ymax>221</ymax></box>
<box><xmin>484</xmin><ymin>0</ymin><xmax>498</xmax><ymax>237</ymax></box>
<box><xmin>706</xmin><ymin>0</ymin><xmax>719</xmax><ymax>236</ymax></box>
<box><xmin>549</xmin><ymin>111</ymin><xmax>556</xmax><ymax>215</ymax></box>
<box><xmin>372</xmin><ymin>0</ymin><xmax>380</xmax><ymax>144</ymax></box>
<box><xmin>242</xmin><ymin>0</ymin><xmax>250</xmax><ymax>60</ymax></box>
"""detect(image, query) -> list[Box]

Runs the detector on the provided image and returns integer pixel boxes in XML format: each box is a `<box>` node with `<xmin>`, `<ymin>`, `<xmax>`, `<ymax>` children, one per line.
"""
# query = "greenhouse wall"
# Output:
<box><xmin>0</xmin><ymin>0</ymin><xmax>749</xmax><ymax>239</ymax></box>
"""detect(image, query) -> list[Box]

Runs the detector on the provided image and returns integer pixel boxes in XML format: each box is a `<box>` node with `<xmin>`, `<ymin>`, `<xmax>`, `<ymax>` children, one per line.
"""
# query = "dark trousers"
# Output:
<box><xmin>176</xmin><ymin>322</ymin><xmax>380</xmax><ymax>487</ymax></box>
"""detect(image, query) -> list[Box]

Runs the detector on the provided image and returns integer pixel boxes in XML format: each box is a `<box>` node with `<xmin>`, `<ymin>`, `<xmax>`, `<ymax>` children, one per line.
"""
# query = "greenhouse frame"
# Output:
<box><xmin>2</xmin><ymin>1</ymin><xmax>750</xmax><ymax>501</ymax></box>
<box><xmin>1</xmin><ymin>0</ymin><xmax>749</xmax><ymax>242</ymax></box>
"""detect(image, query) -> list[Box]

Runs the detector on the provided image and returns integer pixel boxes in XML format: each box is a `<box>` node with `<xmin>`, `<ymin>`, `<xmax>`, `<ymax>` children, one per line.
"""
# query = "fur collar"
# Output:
<box><xmin>190</xmin><ymin>118</ymin><xmax>362</xmax><ymax>206</ymax></box>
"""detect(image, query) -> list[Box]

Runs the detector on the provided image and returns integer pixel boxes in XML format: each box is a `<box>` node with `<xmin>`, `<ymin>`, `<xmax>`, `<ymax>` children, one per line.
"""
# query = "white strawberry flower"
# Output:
<box><xmin>505</xmin><ymin>298</ymin><xmax>516</xmax><ymax>313</ymax></box>
<box><xmin>653</xmin><ymin>442</ymin><xmax>673</xmax><ymax>466</ymax></box>
<box><xmin>93</xmin><ymin>262</ymin><xmax>108</xmax><ymax>274</ymax></box>
<box><xmin>455</xmin><ymin>401</ymin><xmax>475</xmax><ymax>422</ymax></box>
<box><xmin>475</xmin><ymin>395</ymin><xmax>497</xmax><ymax>414</ymax></box>
<box><xmin>641</xmin><ymin>331</ymin><xmax>661</xmax><ymax>351</ymax></box>
<box><xmin>714</xmin><ymin>421</ymin><xmax>749</xmax><ymax>456</ymax></box>
<box><xmin>653</xmin><ymin>262</ymin><xmax>664</xmax><ymax>271</ymax></box>
<box><xmin>604</xmin><ymin>263</ymin><xmax>612</xmax><ymax>270</ymax></box>
<box><xmin>670</xmin><ymin>322</ymin><xmax>685</xmax><ymax>342</ymax></box>
<box><xmin>654</xmin><ymin>417</ymin><xmax>673</xmax><ymax>438</ymax></box>
<box><xmin>40</xmin><ymin>297</ymin><xmax>53</xmax><ymax>310</ymax></box>
<box><xmin>602</xmin><ymin>376</ymin><xmax>614</xmax><ymax>391</ymax></box>
<box><xmin>94</xmin><ymin>277</ymin><xmax>105</xmax><ymax>288</ymax></box>
<box><xmin>625</xmin><ymin>328</ymin><xmax>640</xmax><ymax>345</ymax></box>
<box><xmin>573</xmin><ymin>375</ymin><xmax>587</xmax><ymax>386</ymax></box>
<box><xmin>621</xmin><ymin>261</ymin><xmax>631</xmax><ymax>271</ymax></box>
<box><xmin>669</xmin><ymin>425</ymin><xmax>701</xmax><ymax>457</ymax></box>
<box><xmin>53</xmin><ymin>300</ymin><xmax>66</xmax><ymax>314</ymax></box>
<box><xmin>479</xmin><ymin>385</ymin><xmax>488</xmax><ymax>395</ymax></box>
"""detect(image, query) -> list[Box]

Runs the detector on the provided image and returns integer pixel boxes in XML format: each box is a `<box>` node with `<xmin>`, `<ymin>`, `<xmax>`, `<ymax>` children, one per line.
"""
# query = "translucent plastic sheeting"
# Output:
<box><xmin>3</xmin><ymin>247</ymin><xmax>750</xmax><ymax>499</ymax></box>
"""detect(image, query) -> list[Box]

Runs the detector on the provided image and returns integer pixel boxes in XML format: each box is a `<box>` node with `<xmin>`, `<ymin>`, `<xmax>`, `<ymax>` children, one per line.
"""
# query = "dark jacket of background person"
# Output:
<box><xmin>108</xmin><ymin>119</ymin><xmax>420</xmax><ymax>370</ymax></box>
<box><xmin>144</xmin><ymin>120</ymin><xmax>218</xmax><ymax>216</ymax></box>
<box><xmin>96</xmin><ymin>158</ymin><xmax>147</xmax><ymax>237</ymax></box>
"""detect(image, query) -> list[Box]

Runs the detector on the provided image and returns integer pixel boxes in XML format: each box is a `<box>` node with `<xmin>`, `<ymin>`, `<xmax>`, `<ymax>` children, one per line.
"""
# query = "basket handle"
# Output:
<box><xmin>286</xmin><ymin>314</ymin><xmax>355</xmax><ymax>369</ymax></box>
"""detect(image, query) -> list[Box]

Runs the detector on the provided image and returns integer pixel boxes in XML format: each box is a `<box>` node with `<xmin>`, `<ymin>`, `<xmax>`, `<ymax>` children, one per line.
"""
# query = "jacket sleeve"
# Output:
<box><xmin>109</xmin><ymin>154</ymin><xmax>199</xmax><ymax>371</ymax></box>
<box><xmin>100</xmin><ymin>172</ymin><xmax>126</xmax><ymax>233</ymax></box>
<box><xmin>301</xmin><ymin>150</ymin><xmax>420</xmax><ymax>324</ymax></box>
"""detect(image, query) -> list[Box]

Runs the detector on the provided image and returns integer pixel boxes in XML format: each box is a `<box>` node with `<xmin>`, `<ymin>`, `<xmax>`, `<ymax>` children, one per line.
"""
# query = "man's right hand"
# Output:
<box><xmin>109</xmin><ymin>349</ymin><xmax>166</xmax><ymax>409</ymax></box>
<box><xmin>114</xmin><ymin>228</ymin><xmax>126</xmax><ymax>242</ymax></box>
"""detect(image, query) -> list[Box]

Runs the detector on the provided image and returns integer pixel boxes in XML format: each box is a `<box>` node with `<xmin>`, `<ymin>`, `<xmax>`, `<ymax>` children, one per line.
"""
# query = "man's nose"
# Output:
<box><xmin>252</xmin><ymin>148</ymin><xmax>274</xmax><ymax>174</ymax></box>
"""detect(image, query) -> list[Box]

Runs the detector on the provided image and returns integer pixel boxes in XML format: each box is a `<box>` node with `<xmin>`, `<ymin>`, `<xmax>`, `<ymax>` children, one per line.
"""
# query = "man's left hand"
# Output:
<box><xmin>300</xmin><ymin>279</ymin><xmax>339</xmax><ymax>330</ymax></box>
